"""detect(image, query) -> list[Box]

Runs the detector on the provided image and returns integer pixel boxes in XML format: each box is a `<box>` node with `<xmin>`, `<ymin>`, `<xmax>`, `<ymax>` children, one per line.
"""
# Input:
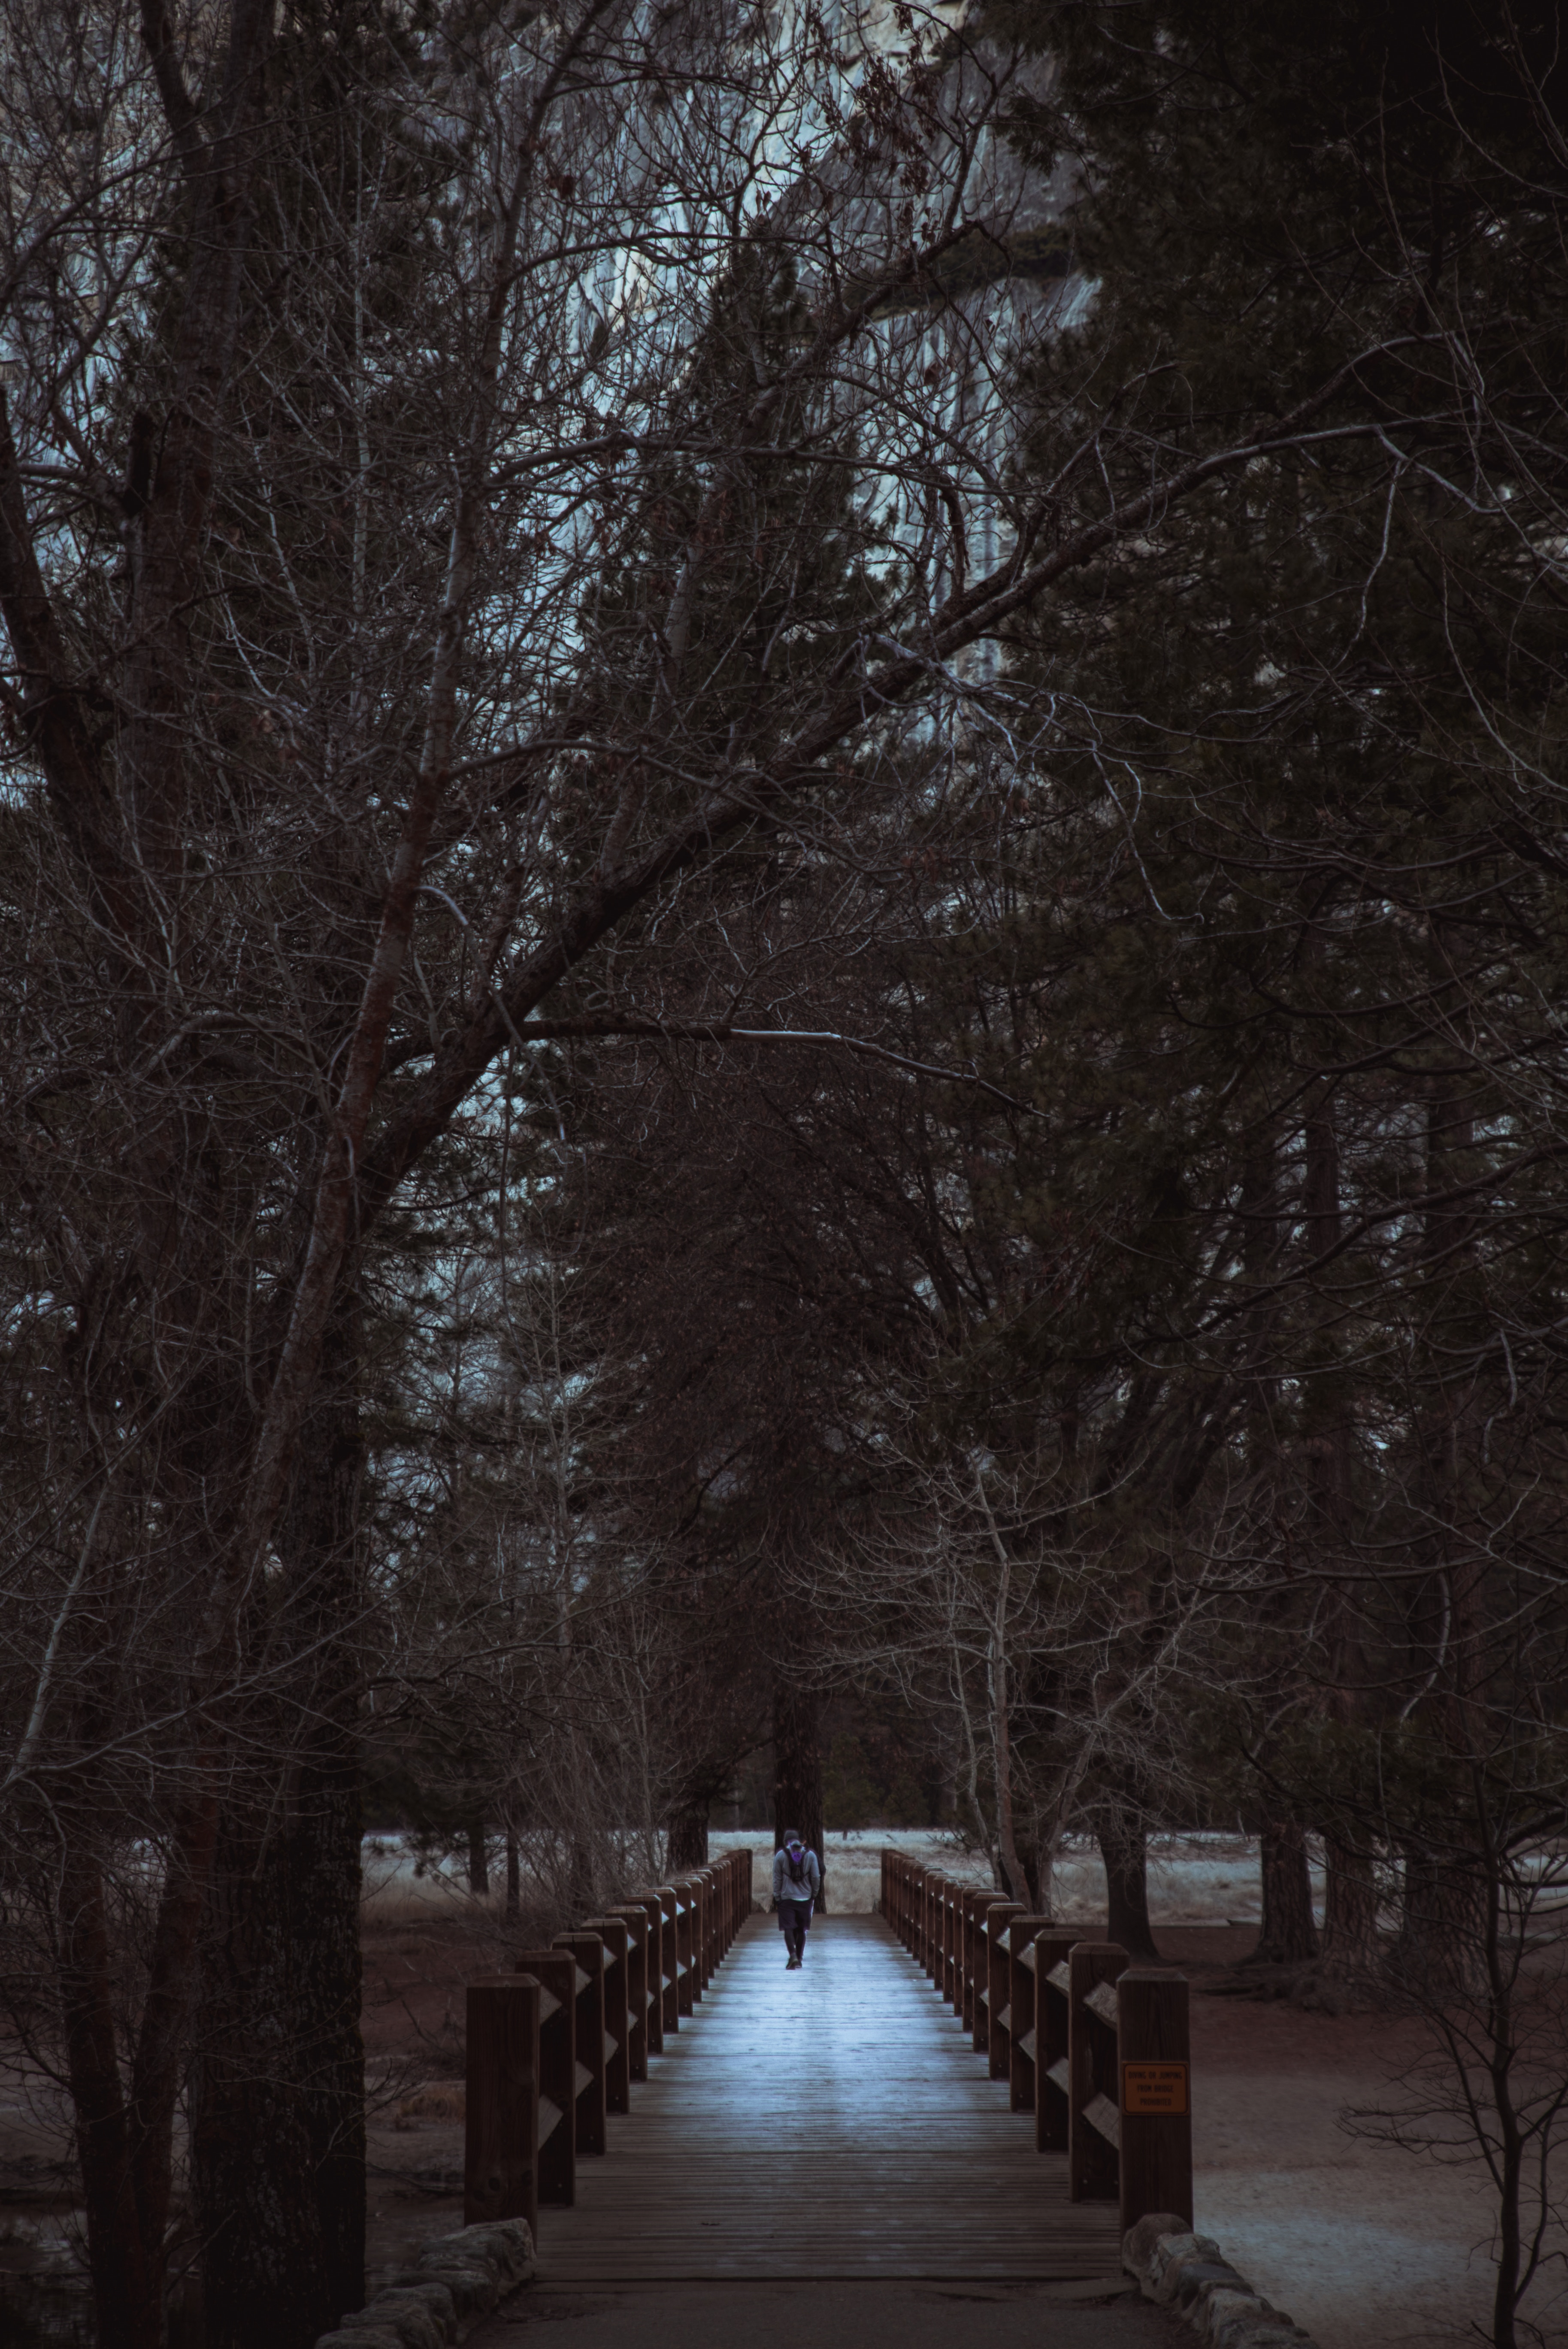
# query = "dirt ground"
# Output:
<box><xmin>1164</xmin><ymin>1927</ymin><xmax>1565</xmax><ymax>2349</ymax></box>
<box><xmin>4</xmin><ymin>1896</ymin><xmax>1564</xmax><ymax>2349</ymax></box>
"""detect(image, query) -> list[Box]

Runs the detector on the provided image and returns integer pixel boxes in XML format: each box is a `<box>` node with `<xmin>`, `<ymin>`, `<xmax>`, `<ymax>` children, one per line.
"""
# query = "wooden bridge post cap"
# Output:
<box><xmin>554</xmin><ymin>1931</ymin><xmax>605</xmax><ymax>1967</ymax></box>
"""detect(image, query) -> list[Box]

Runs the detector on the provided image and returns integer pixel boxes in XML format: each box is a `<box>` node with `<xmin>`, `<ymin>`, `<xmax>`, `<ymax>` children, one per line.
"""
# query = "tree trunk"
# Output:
<box><xmin>467</xmin><ymin>1816</ymin><xmax>490</xmax><ymax>1897</ymax></box>
<box><xmin>58</xmin><ymin>1854</ymin><xmax>162</xmax><ymax>2349</ymax></box>
<box><xmin>772</xmin><ymin>1685</ymin><xmax>826</xmax><ymax>1911</ymax></box>
<box><xmin>1389</xmin><ymin>1845</ymin><xmax>1485</xmax><ymax>2001</ymax></box>
<box><xmin>1098</xmin><ymin>1810</ymin><xmax>1159</xmax><ymax>1962</ymax></box>
<box><xmin>1319</xmin><ymin>1838</ymin><xmax>1380</xmax><ymax>1979</ymax></box>
<box><xmin>666</xmin><ymin>1805</ymin><xmax>710</xmax><ymax>1870</ymax></box>
<box><xmin>191</xmin><ymin>1296</ymin><xmax>365</xmax><ymax>2349</ymax></box>
<box><xmin>1253</xmin><ymin>1821</ymin><xmax>1319</xmax><ymax>1964</ymax></box>
<box><xmin>506</xmin><ymin>1829</ymin><xmax>521</xmax><ymax>1923</ymax></box>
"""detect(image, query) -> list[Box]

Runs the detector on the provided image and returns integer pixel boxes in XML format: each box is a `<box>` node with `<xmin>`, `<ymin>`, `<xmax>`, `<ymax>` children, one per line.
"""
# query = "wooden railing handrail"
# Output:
<box><xmin>464</xmin><ymin>1844</ymin><xmax>755</xmax><ymax>2243</ymax></box>
<box><xmin>877</xmin><ymin>1845</ymin><xmax>1193</xmax><ymax>2240</ymax></box>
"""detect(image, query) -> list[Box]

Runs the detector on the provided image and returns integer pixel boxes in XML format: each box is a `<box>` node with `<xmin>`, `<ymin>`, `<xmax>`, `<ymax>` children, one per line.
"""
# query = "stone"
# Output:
<box><xmin>1199</xmin><ymin>2288</ymin><xmax>1268</xmax><ymax>2340</ymax></box>
<box><xmin>316</xmin><ymin>2332</ymin><xmax>404</xmax><ymax>2349</ymax></box>
<box><xmin>1117</xmin><ymin>2218</ymin><xmax>1320</xmax><ymax>2349</ymax></box>
<box><xmin>346</xmin><ymin>2293</ymin><xmax>446</xmax><ymax>2349</ymax></box>
<box><xmin>378</xmin><ymin>2281</ymin><xmax>457</xmax><ymax>2339</ymax></box>
<box><xmin>1123</xmin><ymin>2212</ymin><xmax>1192</xmax><ymax>2276</ymax></box>
<box><xmin>1170</xmin><ymin>2258</ymin><xmax>1252</xmax><ymax>2310</ymax></box>
<box><xmin>438</xmin><ymin>2219</ymin><xmax>535</xmax><ymax>2284</ymax></box>
<box><xmin>1150</xmin><ymin>2231</ymin><xmax>1224</xmax><ymax>2301</ymax></box>
<box><xmin>410</xmin><ymin>2259</ymin><xmax>499</xmax><ymax>2319</ymax></box>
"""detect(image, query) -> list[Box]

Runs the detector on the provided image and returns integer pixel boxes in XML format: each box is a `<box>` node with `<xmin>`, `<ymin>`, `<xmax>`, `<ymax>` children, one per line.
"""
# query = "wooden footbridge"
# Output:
<box><xmin>462</xmin><ymin>1849</ymin><xmax>1194</xmax><ymax>2282</ymax></box>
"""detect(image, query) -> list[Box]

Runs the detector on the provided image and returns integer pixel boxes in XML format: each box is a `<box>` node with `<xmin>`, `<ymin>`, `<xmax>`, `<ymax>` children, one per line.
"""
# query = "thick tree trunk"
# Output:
<box><xmin>1098</xmin><ymin>1810</ymin><xmax>1159</xmax><ymax>1962</ymax></box>
<box><xmin>772</xmin><ymin>1685</ymin><xmax>826</xmax><ymax>1911</ymax></box>
<box><xmin>191</xmin><ymin>1298</ymin><xmax>365</xmax><ymax>2349</ymax></box>
<box><xmin>57</xmin><ymin>1725</ymin><xmax>217</xmax><ymax>2349</ymax></box>
<box><xmin>58</xmin><ymin>1855</ymin><xmax>161</xmax><ymax>2349</ymax></box>
<box><xmin>1390</xmin><ymin>1845</ymin><xmax>1485</xmax><ymax>2000</ymax></box>
<box><xmin>190</xmin><ymin>1807</ymin><xmax>330</xmax><ymax>2349</ymax></box>
<box><xmin>1319</xmin><ymin>1838</ymin><xmax>1380</xmax><ymax>1979</ymax></box>
<box><xmin>666</xmin><ymin>1806</ymin><xmax>710</xmax><ymax>1870</ymax></box>
<box><xmin>1253</xmin><ymin>1821</ymin><xmax>1319</xmax><ymax>1964</ymax></box>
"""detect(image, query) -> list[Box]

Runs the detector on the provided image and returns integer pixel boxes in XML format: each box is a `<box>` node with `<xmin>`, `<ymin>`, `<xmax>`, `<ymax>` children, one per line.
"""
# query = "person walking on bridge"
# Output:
<box><xmin>773</xmin><ymin>1830</ymin><xmax>820</xmax><ymax>1969</ymax></box>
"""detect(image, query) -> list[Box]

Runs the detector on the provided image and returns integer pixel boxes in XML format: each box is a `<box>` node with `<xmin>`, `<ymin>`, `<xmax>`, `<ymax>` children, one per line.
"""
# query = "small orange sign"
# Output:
<box><xmin>1122</xmin><ymin>2061</ymin><xmax>1189</xmax><ymax>2115</ymax></box>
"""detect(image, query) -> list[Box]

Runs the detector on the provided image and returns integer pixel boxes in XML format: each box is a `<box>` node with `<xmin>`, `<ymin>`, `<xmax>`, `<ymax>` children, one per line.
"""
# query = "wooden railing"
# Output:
<box><xmin>465</xmin><ymin>1847</ymin><xmax>755</xmax><ymax>2243</ymax></box>
<box><xmin>881</xmin><ymin>1848</ymin><xmax>1193</xmax><ymax>2236</ymax></box>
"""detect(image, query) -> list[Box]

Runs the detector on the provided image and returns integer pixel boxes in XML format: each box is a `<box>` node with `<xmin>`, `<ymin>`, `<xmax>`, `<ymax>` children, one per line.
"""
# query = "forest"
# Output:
<box><xmin>1</xmin><ymin>1</ymin><xmax>1566</xmax><ymax>2345</ymax></box>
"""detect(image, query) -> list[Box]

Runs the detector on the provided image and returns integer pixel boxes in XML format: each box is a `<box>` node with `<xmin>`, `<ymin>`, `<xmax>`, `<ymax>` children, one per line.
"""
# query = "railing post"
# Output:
<box><xmin>689</xmin><ymin>1873</ymin><xmax>704</xmax><ymax>2004</ymax></box>
<box><xmin>696</xmin><ymin>1868</ymin><xmax>711</xmax><ymax>1992</ymax></box>
<box><xmin>623</xmin><ymin>1892</ymin><xmax>666</xmax><ymax>2054</ymax></box>
<box><xmin>699</xmin><ymin>1865</ymin><xmax>718</xmax><ymax>1984</ymax></box>
<box><xmin>654</xmin><ymin>1887</ymin><xmax>681</xmax><ymax>2032</ymax></box>
<box><xmin>942</xmin><ymin>1878</ymin><xmax>960</xmax><ymax>2009</ymax></box>
<box><xmin>1030</xmin><ymin>1930</ymin><xmax>1083</xmax><ymax>2147</ymax></box>
<box><xmin>464</xmin><ymin>1973</ymin><xmax>539</xmax><ymax>2242</ymax></box>
<box><xmin>960</xmin><ymin>1889</ymin><xmax>990</xmax><ymax>2034</ymax></box>
<box><xmin>674</xmin><ymin>1879</ymin><xmax>696</xmax><ymax>2015</ymax></box>
<box><xmin>583</xmin><ymin>1916</ymin><xmax>631</xmax><ymax>2114</ymax></box>
<box><xmin>512</xmin><ymin>1952</ymin><xmax>577</xmax><ymax>2205</ymax></box>
<box><xmin>1117</xmin><ymin>1969</ymin><xmax>1193</xmax><ymax>2234</ymax></box>
<box><xmin>551</xmin><ymin>1931</ymin><xmax>608</xmax><ymax>2155</ymax></box>
<box><xmin>1067</xmin><ymin>1940</ymin><xmax>1128</xmax><ymax>2203</ymax></box>
<box><xmin>606</xmin><ymin>1906</ymin><xmax>651</xmax><ymax>2080</ymax></box>
<box><xmin>984</xmin><ymin>1902</ymin><xmax>1023</xmax><ymax>2075</ymax></box>
<box><xmin>972</xmin><ymin>1897</ymin><xmax>1005</xmax><ymax>2054</ymax></box>
<box><xmin>999</xmin><ymin>1914</ymin><xmax>1052</xmax><ymax>2112</ymax></box>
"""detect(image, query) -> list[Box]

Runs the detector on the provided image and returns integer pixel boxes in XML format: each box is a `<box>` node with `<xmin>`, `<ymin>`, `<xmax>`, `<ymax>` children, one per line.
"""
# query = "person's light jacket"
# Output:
<box><xmin>772</xmin><ymin>1843</ymin><xmax>820</xmax><ymax>1907</ymax></box>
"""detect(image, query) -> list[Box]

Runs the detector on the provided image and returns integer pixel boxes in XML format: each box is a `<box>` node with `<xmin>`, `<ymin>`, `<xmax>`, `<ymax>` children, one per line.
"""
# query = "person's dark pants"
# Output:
<box><xmin>779</xmin><ymin>1899</ymin><xmax>812</xmax><ymax>1961</ymax></box>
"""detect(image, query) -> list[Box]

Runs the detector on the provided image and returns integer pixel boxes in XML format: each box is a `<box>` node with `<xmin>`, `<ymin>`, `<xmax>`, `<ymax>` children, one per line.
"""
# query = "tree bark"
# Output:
<box><xmin>191</xmin><ymin>1296</ymin><xmax>366</xmax><ymax>2349</ymax></box>
<box><xmin>467</xmin><ymin>1817</ymin><xmax>490</xmax><ymax>1897</ymax></box>
<box><xmin>1098</xmin><ymin>1809</ymin><xmax>1159</xmax><ymax>1962</ymax></box>
<box><xmin>666</xmin><ymin>1806</ymin><xmax>710</xmax><ymax>1870</ymax></box>
<box><xmin>772</xmin><ymin>1685</ymin><xmax>826</xmax><ymax>1911</ymax></box>
<box><xmin>1253</xmin><ymin>1822</ymin><xmax>1319</xmax><ymax>1964</ymax></box>
<box><xmin>1319</xmin><ymin>1839</ymin><xmax>1380</xmax><ymax>1979</ymax></box>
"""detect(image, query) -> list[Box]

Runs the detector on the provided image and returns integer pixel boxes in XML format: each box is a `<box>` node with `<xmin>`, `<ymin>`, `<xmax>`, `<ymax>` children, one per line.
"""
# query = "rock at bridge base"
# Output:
<box><xmin>1123</xmin><ymin>2218</ymin><xmax>1321</xmax><ymax>2349</ymax></box>
<box><xmin>314</xmin><ymin>2219</ymin><xmax>536</xmax><ymax>2349</ymax></box>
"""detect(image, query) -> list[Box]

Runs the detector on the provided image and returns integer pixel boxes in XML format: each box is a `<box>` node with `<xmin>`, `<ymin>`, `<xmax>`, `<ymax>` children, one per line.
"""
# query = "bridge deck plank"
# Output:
<box><xmin>535</xmin><ymin>1912</ymin><xmax>1121</xmax><ymax>2280</ymax></box>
